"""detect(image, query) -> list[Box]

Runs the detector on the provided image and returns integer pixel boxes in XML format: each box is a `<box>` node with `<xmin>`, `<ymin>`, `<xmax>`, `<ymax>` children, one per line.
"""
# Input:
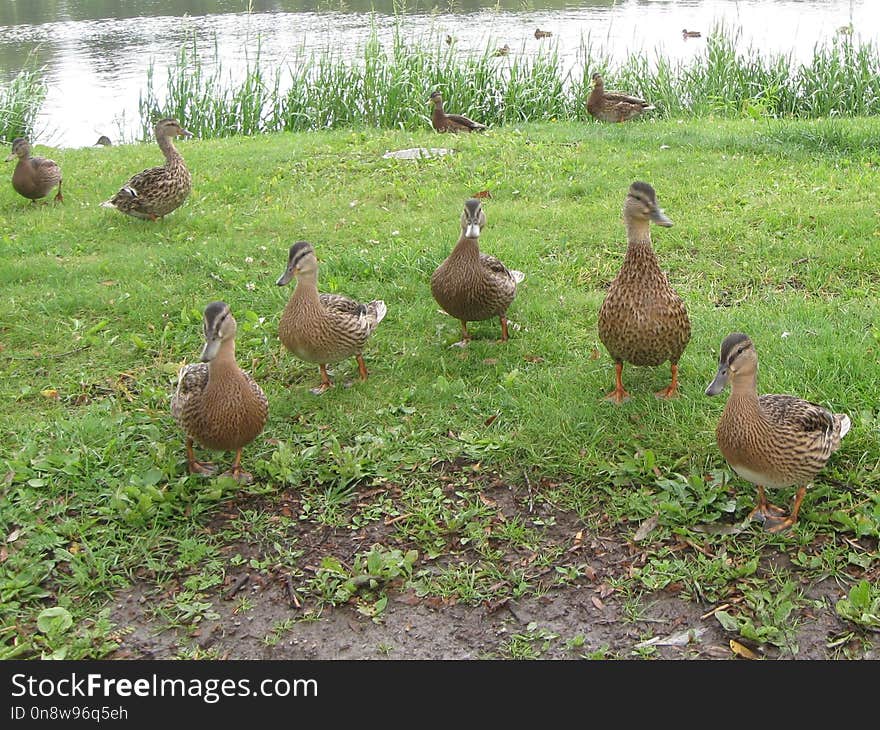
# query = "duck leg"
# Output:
<box><xmin>451</xmin><ymin>320</ymin><xmax>471</xmax><ymax>348</ymax></box>
<box><xmin>310</xmin><ymin>364</ymin><xmax>334</xmax><ymax>395</ymax></box>
<box><xmin>498</xmin><ymin>315</ymin><xmax>510</xmax><ymax>343</ymax></box>
<box><xmin>186</xmin><ymin>438</ymin><xmax>217</xmax><ymax>476</ymax></box>
<box><xmin>761</xmin><ymin>486</ymin><xmax>806</xmax><ymax>533</ymax></box>
<box><xmin>655</xmin><ymin>363</ymin><xmax>681</xmax><ymax>399</ymax></box>
<box><xmin>356</xmin><ymin>354</ymin><xmax>369</xmax><ymax>381</ymax></box>
<box><xmin>748</xmin><ymin>485</ymin><xmax>790</xmax><ymax>527</ymax></box>
<box><xmin>222</xmin><ymin>448</ymin><xmax>254</xmax><ymax>485</ymax></box>
<box><xmin>54</xmin><ymin>182</ymin><xmax>64</xmax><ymax>203</ymax></box>
<box><xmin>603</xmin><ymin>362</ymin><xmax>631</xmax><ymax>404</ymax></box>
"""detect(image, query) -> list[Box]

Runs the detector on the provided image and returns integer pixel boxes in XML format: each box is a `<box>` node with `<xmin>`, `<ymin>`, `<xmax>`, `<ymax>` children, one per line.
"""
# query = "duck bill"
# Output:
<box><xmin>704</xmin><ymin>366</ymin><xmax>729</xmax><ymax>396</ymax></box>
<box><xmin>179</xmin><ymin>128</ymin><xmax>194</xmax><ymax>138</ymax></box>
<box><xmin>276</xmin><ymin>267</ymin><xmax>295</xmax><ymax>286</ymax></box>
<box><xmin>4</xmin><ymin>152</ymin><xmax>15</xmax><ymax>162</ymax></box>
<box><xmin>464</xmin><ymin>223</ymin><xmax>481</xmax><ymax>239</ymax></box>
<box><xmin>200</xmin><ymin>338</ymin><xmax>221</xmax><ymax>362</ymax></box>
<box><xmin>651</xmin><ymin>208</ymin><xmax>673</xmax><ymax>227</ymax></box>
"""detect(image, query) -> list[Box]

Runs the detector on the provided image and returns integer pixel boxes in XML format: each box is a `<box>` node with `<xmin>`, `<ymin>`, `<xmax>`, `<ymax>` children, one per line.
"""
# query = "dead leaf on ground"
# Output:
<box><xmin>590</xmin><ymin>347</ymin><xmax>601</xmax><ymax>360</ymax></box>
<box><xmin>472</xmin><ymin>190</ymin><xmax>491</xmax><ymax>199</ymax></box>
<box><xmin>633</xmin><ymin>514</ymin><xmax>659</xmax><ymax>542</ymax></box>
<box><xmin>591</xmin><ymin>596</ymin><xmax>605</xmax><ymax>610</ymax></box>
<box><xmin>6</xmin><ymin>528</ymin><xmax>22</xmax><ymax>543</ymax></box>
<box><xmin>484</xmin><ymin>414</ymin><xmax>498</xmax><ymax>426</ymax></box>
<box><xmin>730</xmin><ymin>639</ymin><xmax>759</xmax><ymax>659</ymax></box>
<box><xmin>478</xmin><ymin>493</ymin><xmax>497</xmax><ymax>507</ymax></box>
<box><xmin>41</xmin><ymin>388</ymin><xmax>59</xmax><ymax>399</ymax></box>
<box><xmin>523</xmin><ymin>355</ymin><xmax>544</xmax><ymax>363</ymax></box>
<box><xmin>635</xmin><ymin>627</ymin><xmax>707</xmax><ymax>648</ymax></box>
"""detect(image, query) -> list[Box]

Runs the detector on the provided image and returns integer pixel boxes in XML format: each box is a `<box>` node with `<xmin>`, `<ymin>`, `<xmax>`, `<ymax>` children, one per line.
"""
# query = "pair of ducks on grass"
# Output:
<box><xmin>6</xmin><ymin>118</ymin><xmax>193</xmax><ymax>221</ymax></box>
<box><xmin>429</xmin><ymin>74</ymin><xmax>655</xmax><ymax>132</ymax></box>
<box><xmin>173</xmin><ymin>184</ymin><xmax>850</xmax><ymax>534</ymax></box>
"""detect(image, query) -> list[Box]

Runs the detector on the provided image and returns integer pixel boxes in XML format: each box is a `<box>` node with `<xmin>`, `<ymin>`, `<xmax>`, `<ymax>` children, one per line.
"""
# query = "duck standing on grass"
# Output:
<box><xmin>587</xmin><ymin>73</ymin><xmax>656</xmax><ymax>123</ymax></box>
<box><xmin>598</xmin><ymin>182</ymin><xmax>690</xmax><ymax>403</ymax></box>
<box><xmin>705</xmin><ymin>332</ymin><xmax>851</xmax><ymax>532</ymax></box>
<box><xmin>171</xmin><ymin>302</ymin><xmax>268</xmax><ymax>484</ymax></box>
<box><xmin>101</xmin><ymin>117</ymin><xmax>192</xmax><ymax>220</ymax></box>
<box><xmin>431</xmin><ymin>198</ymin><xmax>524</xmax><ymax>346</ymax></box>
<box><xmin>428</xmin><ymin>91</ymin><xmax>488</xmax><ymax>133</ymax></box>
<box><xmin>6</xmin><ymin>137</ymin><xmax>63</xmax><ymax>203</ymax></box>
<box><xmin>277</xmin><ymin>241</ymin><xmax>387</xmax><ymax>394</ymax></box>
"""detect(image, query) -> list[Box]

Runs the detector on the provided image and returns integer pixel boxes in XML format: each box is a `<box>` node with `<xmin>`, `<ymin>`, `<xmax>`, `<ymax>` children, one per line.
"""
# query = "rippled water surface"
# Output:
<box><xmin>0</xmin><ymin>0</ymin><xmax>875</xmax><ymax>147</ymax></box>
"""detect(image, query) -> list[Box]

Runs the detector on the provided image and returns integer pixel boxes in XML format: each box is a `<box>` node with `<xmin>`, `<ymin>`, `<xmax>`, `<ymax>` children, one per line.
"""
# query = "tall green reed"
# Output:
<box><xmin>138</xmin><ymin>21</ymin><xmax>880</xmax><ymax>140</ymax></box>
<box><xmin>0</xmin><ymin>65</ymin><xmax>48</xmax><ymax>143</ymax></box>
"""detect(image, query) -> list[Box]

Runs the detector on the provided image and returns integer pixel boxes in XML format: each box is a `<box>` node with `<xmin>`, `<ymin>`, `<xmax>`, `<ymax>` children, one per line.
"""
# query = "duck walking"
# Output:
<box><xmin>277</xmin><ymin>241</ymin><xmax>387</xmax><ymax>394</ymax></box>
<box><xmin>431</xmin><ymin>198</ymin><xmax>524</xmax><ymax>346</ymax></box>
<box><xmin>587</xmin><ymin>73</ymin><xmax>656</xmax><ymax>123</ymax></box>
<box><xmin>705</xmin><ymin>332</ymin><xmax>851</xmax><ymax>532</ymax></box>
<box><xmin>6</xmin><ymin>138</ymin><xmax>63</xmax><ymax>203</ymax></box>
<box><xmin>429</xmin><ymin>91</ymin><xmax>488</xmax><ymax>133</ymax></box>
<box><xmin>101</xmin><ymin>118</ymin><xmax>192</xmax><ymax>220</ymax></box>
<box><xmin>598</xmin><ymin>182</ymin><xmax>690</xmax><ymax>403</ymax></box>
<box><xmin>171</xmin><ymin>301</ymin><xmax>268</xmax><ymax>484</ymax></box>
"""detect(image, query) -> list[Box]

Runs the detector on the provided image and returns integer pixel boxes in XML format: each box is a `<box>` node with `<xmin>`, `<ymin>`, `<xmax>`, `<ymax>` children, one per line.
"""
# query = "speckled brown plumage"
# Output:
<box><xmin>705</xmin><ymin>332</ymin><xmax>850</xmax><ymax>532</ymax></box>
<box><xmin>171</xmin><ymin>302</ymin><xmax>268</xmax><ymax>483</ymax></box>
<box><xmin>429</xmin><ymin>91</ymin><xmax>487</xmax><ymax>133</ymax></box>
<box><xmin>598</xmin><ymin>182</ymin><xmax>690</xmax><ymax>402</ymax></box>
<box><xmin>6</xmin><ymin>138</ymin><xmax>63</xmax><ymax>202</ymax></box>
<box><xmin>587</xmin><ymin>73</ymin><xmax>655</xmax><ymax>123</ymax></box>
<box><xmin>431</xmin><ymin>198</ymin><xmax>524</xmax><ymax>344</ymax></box>
<box><xmin>277</xmin><ymin>241</ymin><xmax>386</xmax><ymax>393</ymax></box>
<box><xmin>101</xmin><ymin>118</ymin><xmax>192</xmax><ymax>220</ymax></box>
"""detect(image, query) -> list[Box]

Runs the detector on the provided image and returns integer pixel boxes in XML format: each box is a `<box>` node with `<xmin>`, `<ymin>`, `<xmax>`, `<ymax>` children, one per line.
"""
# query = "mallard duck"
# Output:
<box><xmin>535</xmin><ymin>28</ymin><xmax>552</xmax><ymax>39</ymax></box>
<box><xmin>171</xmin><ymin>301</ymin><xmax>268</xmax><ymax>484</ymax></box>
<box><xmin>6</xmin><ymin>138</ymin><xmax>63</xmax><ymax>203</ymax></box>
<box><xmin>705</xmin><ymin>332</ymin><xmax>851</xmax><ymax>532</ymax></box>
<box><xmin>597</xmin><ymin>182</ymin><xmax>690</xmax><ymax>403</ymax></box>
<box><xmin>682</xmin><ymin>29</ymin><xmax>702</xmax><ymax>38</ymax></box>
<box><xmin>431</xmin><ymin>198</ymin><xmax>524</xmax><ymax>346</ymax></box>
<box><xmin>95</xmin><ymin>135</ymin><xmax>113</xmax><ymax>146</ymax></box>
<box><xmin>494</xmin><ymin>44</ymin><xmax>510</xmax><ymax>57</ymax></box>
<box><xmin>277</xmin><ymin>241</ymin><xmax>387</xmax><ymax>394</ymax></box>
<box><xmin>101</xmin><ymin>117</ymin><xmax>192</xmax><ymax>220</ymax></box>
<box><xmin>429</xmin><ymin>91</ymin><xmax>487</xmax><ymax>133</ymax></box>
<box><xmin>587</xmin><ymin>73</ymin><xmax>656</xmax><ymax>123</ymax></box>
<box><xmin>445</xmin><ymin>34</ymin><xmax>453</xmax><ymax>45</ymax></box>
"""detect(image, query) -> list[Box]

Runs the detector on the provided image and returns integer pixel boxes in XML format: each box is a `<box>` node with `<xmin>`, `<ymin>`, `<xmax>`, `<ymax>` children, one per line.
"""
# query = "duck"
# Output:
<box><xmin>431</xmin><ymin>198</ymin><xmax>524</xmax><ymax>346</ymax></box>
<box><xmin>705</xmin><ymin>332</ymin><xmax>851</xmax><ymax>532</ymax></box>
<box><xmin>682</xmin><ymin>29</ymin><xmax>702</xmax><ymax>38</ymax></box>
<box><xmin>597</xmin><ymin>182</ymin><xmax>690</xmax><ymax>403</ymax></box>
<box><xmin>6</xmin><ymin>138</ymin><xmax>63</xmax><ymax>203</ymax></box>
<box><xmin>587</xmin><ymin>73</ymin><xmax>656</xmax><ymax>123</ymax></box>
<box><xmin>94</xmin><ymin>135</ymin><xmax>113</xmax><ymax>146</ymax></box>
<box><xmin>535</xmin><ymin>28</ymin><xmax>552</xmax><ymax>39</ymax></box>
<box><xmin>429</xmin><ymin>91</ymin><xmax>488</xmax><ymax>133</ymax></box>
<box><xmin>171</xmin><ymin>301</ymin><xmax>268</xmax><ymax>484</ymax></box>
<box><xmin>101</xmin><ymin>117</ymin><xmax>192</xmax><ymax>220</ymax></box>
<box><xmin>445</xmin><ymin>34</ymin><xmax>453</xmax><ymax>45</ymax></box>
<box><xmin>494</xmin><ymin>44</ymin><xmax>510</xmax><ymax>57</ymax></box>
<box><xmin>277</xmin><ymin>241</ymin><xmax>387</xmax><ymax>394</ymax></box>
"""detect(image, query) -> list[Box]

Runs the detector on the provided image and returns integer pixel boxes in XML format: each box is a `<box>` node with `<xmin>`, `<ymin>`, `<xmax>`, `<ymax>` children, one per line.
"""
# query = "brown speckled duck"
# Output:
<box><xmin>101</xmin><ymin>118</ymin><xmax>192</xmax><ymax>220</ymax></box>
<box><xmin>587</xmin><ymin>73</ymin><xmax>656</xmax><ymax>123</ymax></box>
<box><xmin>171</xmin><ymin>301</ymin><xmax>268</xmax><ymax>484</ymax></box>
<box><xmin>6</xmin><ymin>138</ymin><xmax>63</xmax><ymax>203</ymax></box>
<box><xmin>277</xmin><ymin>241</ymin><xmax>387</xmax><ymax>394</ymax></box>
<box><xmin>429</xmin><ymin>91</ymin><xmax>487</xmax><ymax>133</ymax></box>
<box><xmin>705</xmin><ymin>332</ymin><xmax>851</xmax><ymax>532</ymax></box>
<box><xmin>598</xmin><ymin>182</ymin><xmax>690</xmax><ymax>403</ymax></box>
<box><xmin>431</xmin><ymin>198</ymin><xmax>524</xmax><ymax>346</ymax></box>
<box><xmin>535</xmin><ymin>28</ymin><xmax>552</xmax><ymax>39</ymax></box>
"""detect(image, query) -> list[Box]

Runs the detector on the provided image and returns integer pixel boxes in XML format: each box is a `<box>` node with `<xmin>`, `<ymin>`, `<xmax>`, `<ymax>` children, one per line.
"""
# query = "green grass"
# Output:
<box><xmin>136</xmin><ymin>24</ymin><xmax>880</xmax><ymax>141</ymax></box>
<box><xmin>1</xmin><ymin>117</ymin><xmax>879</xmax><ymax>658</ymax></box>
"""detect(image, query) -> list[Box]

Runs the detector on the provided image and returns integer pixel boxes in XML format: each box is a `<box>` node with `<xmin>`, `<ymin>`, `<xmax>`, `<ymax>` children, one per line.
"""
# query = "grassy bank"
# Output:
<box><xmin>1</xmin><ymin>118</ymin><xmax>878</xmax><ymax>659</ymax></box>
<box><xmin>136</xmin><ymin>25</ymin><xmax>880</xmax><ymax>140</ymax></box>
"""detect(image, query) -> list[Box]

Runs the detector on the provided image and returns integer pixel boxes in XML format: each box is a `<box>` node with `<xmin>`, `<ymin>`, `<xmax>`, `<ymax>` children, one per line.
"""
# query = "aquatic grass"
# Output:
<box><xmin>0</xmin><ymin>64</ymin><xmax>48</xmax><ymax>143</ymax></box>
<box><xmin>139</xmin><ymin>21</ymin><xmax>880</xmax><ymax>140</ymax></box>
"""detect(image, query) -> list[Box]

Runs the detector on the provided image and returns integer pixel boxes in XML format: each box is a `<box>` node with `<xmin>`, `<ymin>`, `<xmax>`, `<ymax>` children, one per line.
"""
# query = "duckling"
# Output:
<box><xmin>587</xmin><ymin>73</ymin><xmax>656</xmax><ymax>123</ymax></box>
<box><xmin>431</xmin><ymin>198</ymin><xmax>524</xmax><ymax>346</ymax></box>
<box><xmin>429</xmin><ymin>91</ymin><xmax>488</xmax><ymax>133</ymax></box>
<box><xmin>101</xmin><ymin>117</ymin><xmax>192</xmax><ymax>220</ymax></box>
<box><xmin>682</xmin><ymin>29</ymin><xmax>702</xmax><ymax>38</ymax></box>
<box><xmin>277</xmin><ymin>241</ymin><xmax>387</xmax><ymax>394</ymax></box>
<box><xmin>705</xmin><ymin>332</ymin><xmax>851</xmax><ymax>532</ymax></box>
<box><xmin>171</xmin><ymin>301</ymin><xmax>268</xmax><ymax>484</ymax></box>
<box><xmin>6</xmin><ymin>138</ymin><xmax>63</xmax><ymax>203</ymax></box>
<box><xmin>494</xmin><ymin>44</ymin><xmax>510</xmax><ymax>57</ymax></box>
<box><xmin>535</xmin><ymin>28</ymin><xmax>552</xmax><ymax>39</ymax></box>
<box><xmin>94</xmin><ymin>135</ymin><xmax>113</xmax><ymax>146</ymax></box>
<box><xmin>598</xmin><ymin>182</ymin><xmax>690</xmax><ymax>403</ymax></box>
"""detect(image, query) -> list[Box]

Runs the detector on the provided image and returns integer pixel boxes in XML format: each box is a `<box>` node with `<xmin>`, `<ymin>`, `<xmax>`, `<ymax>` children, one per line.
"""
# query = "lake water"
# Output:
<box><xmin>0</xmin><ymin>0</ymin><xmax>875</xmax><ymax>147</ymax></box>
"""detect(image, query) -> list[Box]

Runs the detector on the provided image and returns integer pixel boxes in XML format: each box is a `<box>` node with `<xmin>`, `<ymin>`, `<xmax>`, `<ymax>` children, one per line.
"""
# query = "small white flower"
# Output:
<box><xmin>781</xmin><ymin>331</ymin><xmax>790</xmax><ymax>338</ymax></box>
<box><xmin>391</xmin><ymin>230</ymin><xmax>400</xmax><ymax>236</ymax></box>
<box><xmin>244</xmin><ymin>256</ymin><xmax>254</xmax><ymax>264</ymax></box>
<box><xmin>246</xmin><ymin>282</ymin><xmax>256</xmax><ymax>291</ymax></box>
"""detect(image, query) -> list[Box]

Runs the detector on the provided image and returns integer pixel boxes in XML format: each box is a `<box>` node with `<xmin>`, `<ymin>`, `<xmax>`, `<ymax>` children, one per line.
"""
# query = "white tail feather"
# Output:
<box><xmin>372</xmin><ymin>300</ymin><xmax>388</xmax><ymax>324</ymax></box>
<box><xmin>837</xmin><ymin>413</ymin><xmax>852</xmax><ymax>439</ymax></box>
<box><xmin>100</xmin><ymin>199</ymin><xmax>116</xmax><ymax>209</ymax></box>
<box><xmin>510</xmin><ymin>269</ymin><xmax>525</xmax><ymax>284</ymax></box>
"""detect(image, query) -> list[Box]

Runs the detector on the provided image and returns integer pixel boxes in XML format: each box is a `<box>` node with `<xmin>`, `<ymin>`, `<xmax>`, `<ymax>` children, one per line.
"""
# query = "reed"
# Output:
<box><xmin>138</xmin><ymin>22</ymin><xmax>880</xmax><ymax>139</ymax></box>
<box><xmin>0</xmin><ymin>65</ymin><xmax>48</xmax><ymax>143</ymax></box>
